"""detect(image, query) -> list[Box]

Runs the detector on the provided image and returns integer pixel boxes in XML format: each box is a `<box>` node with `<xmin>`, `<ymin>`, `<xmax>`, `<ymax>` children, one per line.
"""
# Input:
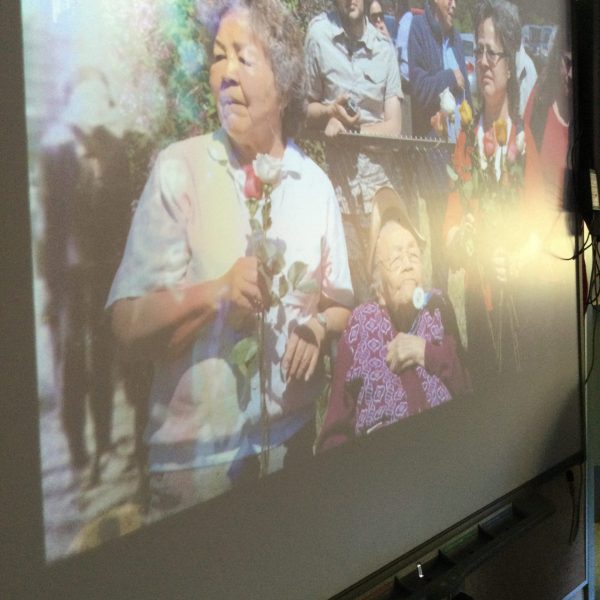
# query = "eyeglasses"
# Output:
<box><xmin>378</xmin><ymin>250</ymin><xmax>421</xmax><ymax>272</ymax></box>
<box><xmin>369</xmin><ymin>11</ymin><xmax>385</xmax><ymax>23</ymax></box>
<box><xmin>474</xmin><ymin>46</ymin><xmax>507</xmax><ymax>66</ymax></box>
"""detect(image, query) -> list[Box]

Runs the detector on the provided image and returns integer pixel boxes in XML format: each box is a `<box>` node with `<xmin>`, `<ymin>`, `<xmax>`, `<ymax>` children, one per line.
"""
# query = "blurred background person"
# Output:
<box><xmin>396</xmin><ymin>4</ymin><xmax>424</xmax><ymax>93</ymax></box>
<box><xmin>524</xmin><ymin>24</ymin><xmax>572</xmax><ymax>212</ymax></box>
<box><xmin>407</xmin><ymin>0</ymin><xmax>473</xmax><ymax>297</ymax></box>
<box><xmin>516</xmin><ymin>40</ymin><xmax>537</xmax><ymax>120</ymax></box>
<box><xmin>408</xmin><ymin>0</ymin><xmax>472</xmax><ymax>141</ymax></box>
<box><xmin>40</xmin><ymin>67</ymin><xmax>134</xmax><ymax>477</ymax></box>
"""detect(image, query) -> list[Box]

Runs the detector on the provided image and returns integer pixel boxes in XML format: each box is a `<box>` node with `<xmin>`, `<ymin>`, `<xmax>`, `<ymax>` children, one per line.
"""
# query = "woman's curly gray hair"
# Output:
<box><xmin>198</xmin><ymin>0</ymin><xmax>306</xmax><ymax>139</ymax></box>
<box><xmin>474</xmin><ymin>0</ymin><xmax>522</xmax><ymax>123</ymax></box>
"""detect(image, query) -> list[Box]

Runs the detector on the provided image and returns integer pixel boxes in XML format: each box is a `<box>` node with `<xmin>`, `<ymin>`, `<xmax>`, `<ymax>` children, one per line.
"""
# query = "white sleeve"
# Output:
<box><xmin>106</xmin><ymin>149</ymin><xmax>193</xmax><ymax>307</ymax></box>
<box><xmin>320</xmin><ymin>179</ymin><xmax>354</xmax><ymax>308</ymax></box>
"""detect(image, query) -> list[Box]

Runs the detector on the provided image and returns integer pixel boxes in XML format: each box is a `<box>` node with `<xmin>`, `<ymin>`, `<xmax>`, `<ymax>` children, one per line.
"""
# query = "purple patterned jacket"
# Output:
<box><xmin>317</xmin><ymin>294</ymin><xmax>471</xmax><ymax>452</ymax></box>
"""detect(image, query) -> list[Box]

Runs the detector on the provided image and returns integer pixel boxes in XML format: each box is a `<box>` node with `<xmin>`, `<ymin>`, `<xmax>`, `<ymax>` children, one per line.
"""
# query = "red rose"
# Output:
<box><xmin>243</xmin><ymin>164</ymin><xmax>263</xmax><ymax>199</ymax></box>
<box><xmin>454</xmin><ymin>130</ymin><xmax>473</xmax><ymax>182</ymax></box>
<box><xmin>482</xmin><ymin>282</ymin><xmax>494</xmax><ymax>313</ymax></box>
<box><xmin>483</xmin><ymin>129</ymin><xmax>496</xmax><ymax>159</ymax></box>
<box><xmin>507</xmin><ymin>141</ymin><xmax>518</xmax><ymax>164</ymax></box>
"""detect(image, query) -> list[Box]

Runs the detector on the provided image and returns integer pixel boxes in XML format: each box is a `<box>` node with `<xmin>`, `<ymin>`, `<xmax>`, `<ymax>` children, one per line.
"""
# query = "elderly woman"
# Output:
<box><xmin>108</xmin><ymin>0</ymin><xmax>353</xmax><ymax>517</ymax></box>
<box><xmin>444</xmin><ymin>0</ymin><xmax>526</xmax><ymax>386</ymax></box>
<box><xmin>317</xmin><ymin>189</ymin><xmax>470</xmax><ymax>452</ymax></box>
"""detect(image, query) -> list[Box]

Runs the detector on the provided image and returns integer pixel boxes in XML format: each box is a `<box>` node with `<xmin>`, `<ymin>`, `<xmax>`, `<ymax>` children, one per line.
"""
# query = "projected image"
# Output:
<box><xmin>22</xmin><ymin>0</ymin><xmax>574</xmax><ymax>562</ymax></box>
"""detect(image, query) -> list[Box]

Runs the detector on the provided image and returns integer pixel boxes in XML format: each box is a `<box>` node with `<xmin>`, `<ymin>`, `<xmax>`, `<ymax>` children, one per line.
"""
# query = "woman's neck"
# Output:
<box><xmin>234</xmin><ymin>133</ymin><xmax>285</xmax><ymax>165</ymax></box>
<box><xmin>388</xmin><ymin>303</ymin><xmax>417</xmax><ymax>334</ymax></box>
<box><xmin>483</xmin><ymin>97</ymin><xmax>510</xmax><ymax>130</ymax></box>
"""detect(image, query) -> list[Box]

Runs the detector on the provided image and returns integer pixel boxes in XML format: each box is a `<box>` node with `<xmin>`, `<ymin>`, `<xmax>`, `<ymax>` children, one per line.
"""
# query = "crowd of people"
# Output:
<box><xmin>40</xmin><ymin>0</ymin><xmax>572</xmax><ymax>525</ymax></box>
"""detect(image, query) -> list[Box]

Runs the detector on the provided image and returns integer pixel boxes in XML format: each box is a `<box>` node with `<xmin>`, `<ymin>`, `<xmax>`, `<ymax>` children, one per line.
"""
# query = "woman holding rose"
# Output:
<box><xmin>108</xmin><ymin>0</ymin><xmax>353</xmax><ymax>519</ymax></box>
<box><xmin>443</xmin><ymin>0</ymin><xmax>528</xmax><ymax>388</ymax></box>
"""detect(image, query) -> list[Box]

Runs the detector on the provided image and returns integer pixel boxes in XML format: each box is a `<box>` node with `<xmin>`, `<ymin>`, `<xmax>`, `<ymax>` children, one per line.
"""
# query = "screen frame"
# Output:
<box><xmin>0</xmin><ymin>0</ymin><xmax>587</xmax><ymax>598</ymax></box>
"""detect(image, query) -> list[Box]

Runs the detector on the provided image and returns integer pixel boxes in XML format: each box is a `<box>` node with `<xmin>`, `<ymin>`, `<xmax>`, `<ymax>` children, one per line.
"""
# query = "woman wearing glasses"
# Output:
<box><xmin>443</xmin><ymin>0</ymin><xmax>528</xmax><ymax>389</ymax></box>
<box><xmin>317</xmin><ymin>188</ymin><xmax>470</xmax><ymax>452</ymax></box>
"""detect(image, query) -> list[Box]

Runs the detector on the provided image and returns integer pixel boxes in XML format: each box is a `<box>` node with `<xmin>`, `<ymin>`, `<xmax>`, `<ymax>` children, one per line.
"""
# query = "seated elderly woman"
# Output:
<box><xmin>107</xmin><ymin>0</ymin><xmax>353</xmax><ymax>518</ymax></box>
<box><xmin>317</xmin><ymin>189</ymin><xmax>470</xmax><ymax>452</ymax></box>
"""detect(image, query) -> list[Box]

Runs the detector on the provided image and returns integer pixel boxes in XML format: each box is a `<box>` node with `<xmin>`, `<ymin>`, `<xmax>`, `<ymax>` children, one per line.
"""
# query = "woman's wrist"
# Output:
<box><xmin>308</xmin><ymin>314</ymin><xmax>327</xmax><ymax>346</ymax></box>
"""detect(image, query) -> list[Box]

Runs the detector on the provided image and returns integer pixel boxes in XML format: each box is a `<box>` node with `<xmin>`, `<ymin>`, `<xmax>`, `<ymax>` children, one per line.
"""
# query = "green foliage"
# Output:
<box><xmin>151</xmin><ymin>0</ymin><xmax>219</xmax><ymax>144</ymax></box>
<box><xmin>281</xmin><ymin>0</ymin><xmax>330</xmax><ymax>32</ymax></box>
<box><xmin>229</xmin><ymin>336</ymin><xmax>259</xmax><ymax>378</ymax></box>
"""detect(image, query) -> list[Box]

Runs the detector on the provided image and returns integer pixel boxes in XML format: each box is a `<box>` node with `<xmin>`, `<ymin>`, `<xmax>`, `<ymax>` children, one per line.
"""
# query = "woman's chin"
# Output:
<box><xmin>221</xmin><ymin>119</ymin><xmax>253</xmax><ymax>149</ymax></box>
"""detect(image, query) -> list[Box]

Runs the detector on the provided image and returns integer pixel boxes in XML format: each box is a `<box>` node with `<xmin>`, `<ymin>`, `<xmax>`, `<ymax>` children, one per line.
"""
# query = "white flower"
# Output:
<box><xmin>516</xmin><ymin>130</ymin><xmax>526</xmax><ymax>155</ymax></box>
<box><xmin>478</xmin><ymin>149</ymin><xmax>488</xmax><ymax>171</ymax></box>
<box><xmin>439</xmin><ymin>87</ymin><xmax>456</xmax><ymax>116</ymax></box>
<box><xmin>253</xmin><ymin>153</ymin><xmax>283</xmax><ymax>185</ymax></box>
<box><xmin>412</xmin><ymin>286</ymin><xmax>430</xmax><ymax>310</ymax></box>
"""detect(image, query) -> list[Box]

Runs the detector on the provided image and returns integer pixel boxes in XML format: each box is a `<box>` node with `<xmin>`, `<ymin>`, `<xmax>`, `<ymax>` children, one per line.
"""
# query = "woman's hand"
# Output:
<box><xmin>492</xmin><ymin>247</ymin><xmax>521</xmax><ymax>284</ymax></box>
<box><xmin>491</xmin><ymin>247</ymin><xmax>509</xmax><ymax>284</ymax></box>
<box><xmin>221</xmin><ymin>256</ymin><xmax>267</xmax><ymax>316</ymax></box>
<box><xmin>325</xmin><ymin>117</ymin><xmax>349</xmax><ymax>137</ymax></box>
<box><xmin>162</xmin><ymin>256</ymin><xmax>266</xmax><ymax>358</ymax></box>
<box><xmin>282</xmin><ymin>317</ymin><xmax>326</xmax><ymax>383</ymax></box>
<box><xmin>446</xmin><ymin>212</ymin><xmax>475</xmax><ymax>268</ymax></box>
<box><xmin>386</xmin><ymin>333</ymin><xmax>426</xmax><ymax>373</ymax></box>
<box><xmin>453</xmin><ymin>68</ymin><xmax>465</xmax><ymax>90</ymax></box>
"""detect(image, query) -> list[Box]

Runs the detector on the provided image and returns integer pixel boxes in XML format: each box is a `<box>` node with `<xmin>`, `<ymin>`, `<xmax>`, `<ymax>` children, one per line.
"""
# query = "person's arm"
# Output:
<box><xmin>282</xmin><ymin>176</ymin><xmax>354</xmax><ymax>382</ymax></box>
<box><xmin>425</xmin><ymin>295</ymin><xmax>471</xmax><ymax>396</ymax></box>
<box><xmin>112</xmin><ymin>256</ymin><xmax>265</xmax><ymax>361</ymax></box>
<box><xmin>306</xmin><ymin>95</ymin><xmax>360</xmax><ymax>136</ymax></box>
<box><xmin>282</xmin><ymin>302</ymin><xmax>351</xmax><ymax>382</ymax></box>
<box><xmin>408</xmin><ymin>20</ymin><xmax>460</xmax><ymax>117</ymax></box>
<box><xmin>444</xmin><ymin>133</ymin><xmax>476</xmax><ymax>269</ymax></box>
<box><xmin>452</xmin><ymin>31</ymin><xmax>471</xmax><ymax>106</ymax></box>
<box><xmin>386</xmin><ymin>304</ymin><xmax>471</xmax><ymax>397</ymax></box>
<box><xmin>40</xmin><ymin>140</ymin><xmax>78</xmax><ymax>322</ymax></box>
<box><xmin>304</xmin><ymin>23</ymin><xmax>359</xmax><ymax>136</ymax></box>
<box><xmin>360</xmin><ymin>95</ymin><xmax>402</xmax><ymax>137</ymax></box>
<box><xmin>361</xmin><ymin>39</ymin><xmax>403</xmax><ymax>137</ymax></box>
<box><xmin>314</xmin><ymin>328</ymin><xmax>357</xmax><ymax>453</ymax></box>
<box><xmin>423</xmin><ymin>333</ymin><xmax>471</xmax><ymax>396</ymax></box>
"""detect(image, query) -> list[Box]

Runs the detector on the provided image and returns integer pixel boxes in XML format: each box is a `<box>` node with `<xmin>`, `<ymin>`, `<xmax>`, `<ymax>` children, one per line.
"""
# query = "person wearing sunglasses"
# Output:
<box><xmin>408</xmin><ymin>0</ymin><xmax>472</xmax><ymax>140</ymax></box>
<box><xmin>368</xmin><ymin>0</ymin><xmax>391</xmax><ymax>39</ymax></box>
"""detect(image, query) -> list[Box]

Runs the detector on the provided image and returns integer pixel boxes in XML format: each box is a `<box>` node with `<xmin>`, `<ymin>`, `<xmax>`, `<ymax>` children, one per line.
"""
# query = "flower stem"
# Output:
<box><xmin>258</xmin><ymin>310</ymin><xmax>270</xmax><ymax>477</ymax></box>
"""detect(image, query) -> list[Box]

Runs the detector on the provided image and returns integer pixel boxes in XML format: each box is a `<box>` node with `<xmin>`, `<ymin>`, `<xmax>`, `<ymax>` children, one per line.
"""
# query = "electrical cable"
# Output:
<box><xmin>585</xmin><ymin>308</ymin><xmax>598</xmax><ymax>385</ymax></box>
<box><xmin>585</xmin><ymin>238</ymin><xmax>600</xmax><ymax>307</ymax></box>
<box><xmin>567</xmin><ymin>464</ymin><xmax>584</xmax><ymax>544</ymax></box>
<box><xmin>548</xmin><ymin>226</ymin><xmax>591</xmax><ymax>260</ymax></box>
